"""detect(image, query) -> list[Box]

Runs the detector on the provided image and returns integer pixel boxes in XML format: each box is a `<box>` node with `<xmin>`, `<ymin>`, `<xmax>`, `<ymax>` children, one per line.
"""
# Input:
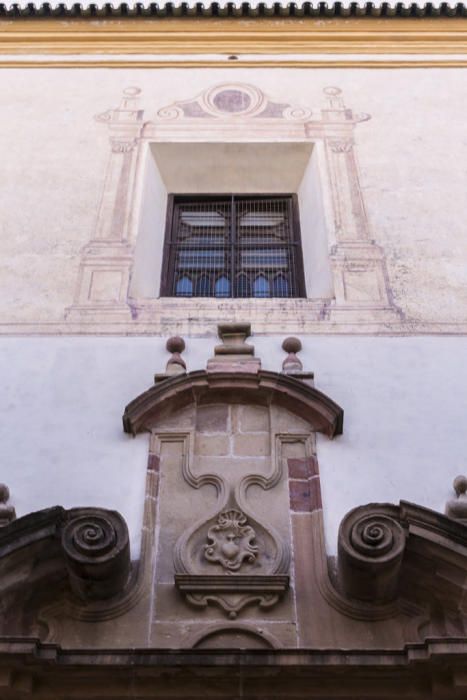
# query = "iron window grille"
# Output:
<box><xmin>160</xmin><ymin>195</ymin><xmax>306</xmax><ymax>299</ymax></box>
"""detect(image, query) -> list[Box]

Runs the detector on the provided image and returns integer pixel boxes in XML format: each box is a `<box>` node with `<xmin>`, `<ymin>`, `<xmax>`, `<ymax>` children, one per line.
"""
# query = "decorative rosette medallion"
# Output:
<box><xmin>174</xmin><ymin>497</ymin><xmax>289</xmax><ymax>618</ymax></box>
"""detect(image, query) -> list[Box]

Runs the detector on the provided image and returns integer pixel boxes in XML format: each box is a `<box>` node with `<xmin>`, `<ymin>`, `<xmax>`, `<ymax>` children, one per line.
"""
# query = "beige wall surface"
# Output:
<box><xmin>1</xmin><ymin>67</ymin><xmax>466</xmax><ymax>333</ymax></box>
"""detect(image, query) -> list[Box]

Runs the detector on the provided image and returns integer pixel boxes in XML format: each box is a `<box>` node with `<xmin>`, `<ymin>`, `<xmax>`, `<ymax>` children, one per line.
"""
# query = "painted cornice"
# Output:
<box><xmin>0</xmin><ymin>11</ymin><xmax>466</xmax><ymax>67</ymax></box>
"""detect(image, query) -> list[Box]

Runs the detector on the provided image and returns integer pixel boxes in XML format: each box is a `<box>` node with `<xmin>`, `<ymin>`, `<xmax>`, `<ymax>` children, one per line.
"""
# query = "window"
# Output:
<box><xmin>160</xmin><ymin>195</ymin><xmax>306</xmax><ymax>298</ymax></box>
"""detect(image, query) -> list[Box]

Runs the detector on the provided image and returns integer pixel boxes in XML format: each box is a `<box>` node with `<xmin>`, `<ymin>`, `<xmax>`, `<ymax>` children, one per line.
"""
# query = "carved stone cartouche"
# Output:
<box><xmin>204</xmin><ymin>509</ymin><xmax>259</xmax><ymax>572</ymax></box>
<box><xmin>174</xmin><ymin>491</ymin><xmax>289</xmax><ymax>618</ymax></box>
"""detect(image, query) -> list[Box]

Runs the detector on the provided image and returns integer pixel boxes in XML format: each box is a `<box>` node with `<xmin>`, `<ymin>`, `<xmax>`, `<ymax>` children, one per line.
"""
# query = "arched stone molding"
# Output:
<box><xmin>188</xmin><ymin>621</ymin><xmax>282</xmax><ymax>650</ymax></box>
<box><xmin>66</xmin><ymin>82</ymin><xmax>402</xmax><ymax>334</ymax></box>
<box><xmin>123</xmin><ymin>369</ymin><xmax>344</xmax><ymax>439</ymax></box>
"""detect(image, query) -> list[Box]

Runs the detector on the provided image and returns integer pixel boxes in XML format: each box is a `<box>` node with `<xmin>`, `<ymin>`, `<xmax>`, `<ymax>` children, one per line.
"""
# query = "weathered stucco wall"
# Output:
<box><xmin>0</xmin><ymin>67</ymin><xmax>467</xmax><ymax>331</ymax></box>
<box><xmin>1</xmin><ymin>65</ymin><xmax>466</xmax><ymax>563</ymax></box>
<box><xmin>1</xmin><ymin>335</ymin><xmax>465</xmax><ymax>557</ymax></box>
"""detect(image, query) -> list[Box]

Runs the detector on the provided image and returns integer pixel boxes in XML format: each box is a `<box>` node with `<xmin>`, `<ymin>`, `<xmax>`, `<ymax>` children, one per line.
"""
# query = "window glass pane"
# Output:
<box><xmin>272</xmin><ymin>274</ymin><xmax>289</xmax><ymax>297</ymax></box>
<box><xmin>215</xmin><ymin>276</ymin><xmax>230</xmax><ymax>298</ymax></box>
<box><xmin>236</xmin><ymin>273</ymin><xmax>250</xmax><ymax>298</ymax></box>
<box><xmin>176</xmin><ymin>276</ymin><xmax>193</xmax><ymax>296</ymax></box>
<box><xmin>253</xmin><ymin>275</ymin><xmax>270</xmax><ymax>298</ymax></box>
<box><xmin>164</xmin><ymin>195</ymin><xmax>303</xmax><ymax>298</ymax></box>
<box><xmin>178</xmin><ymin>250</ymin><xmax>226</xmax><ymax>271</ymax></box>
<box><xmin>196</xmin><ymin>275</ymin><xmax>211</xmax><ymax>296</ymax></box>
<box><xmin>240</xmin><ymin>249</ymin><xmax>288</xmax><ymax>269</ymax></box>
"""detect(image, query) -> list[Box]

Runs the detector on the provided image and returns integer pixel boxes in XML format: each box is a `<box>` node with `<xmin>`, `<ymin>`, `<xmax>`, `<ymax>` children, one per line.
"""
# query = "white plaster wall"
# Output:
<box><xmin>1</xmin><ymin>336</ymin><xmax>466</xmax><ymax>557</ymax></box>
<box><xmin>1</xmin><ymin>68</ymin><xmax>467</xmax><ymax>325</ymax></box>
<box><xmin>297</xmin><ymin>142</ymin><xmax>334</xmax><ymax>298</ymax></box>
<box><xmin>129</xmin><ymin>142</ymin><xmax>168</xmax><ymax>298</ymax></box>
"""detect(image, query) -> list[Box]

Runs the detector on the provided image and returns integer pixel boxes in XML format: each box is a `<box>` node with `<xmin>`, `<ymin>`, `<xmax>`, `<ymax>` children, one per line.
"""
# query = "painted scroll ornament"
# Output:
<box><xmin>174</xmin><ymin>496</ymin><xmax>289</xmax><ymax>618</ymax></box>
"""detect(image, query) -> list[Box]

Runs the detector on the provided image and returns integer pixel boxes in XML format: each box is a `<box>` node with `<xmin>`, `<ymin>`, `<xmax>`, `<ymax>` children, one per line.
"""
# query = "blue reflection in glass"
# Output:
<box><xmin>176</xmin><ymin>276</ymin><xmax>193</xmax><ymax>296</ymax></box>
<box><xmin>236</xmin><ymin>274</ymin><xmax>250</xmax><ymax>298</ymax></box>
<box><xmin>272</xmin><ymin>274</ymin><xmax>289</xmax><ymax>297</ymax></box>
<box><xmin>253</xmin><ymin>275</ymin><xmax>270</xmax><ymax>298</ymax></box>
<box><xmin>196</xmin><ymin>275</ymin><xmax>211</xmax><ymax>296</ymax></box>
<box><xmin>215</xmin><ymin>276</ymin><xmax>230</xmax><ymax>298</ymax></box>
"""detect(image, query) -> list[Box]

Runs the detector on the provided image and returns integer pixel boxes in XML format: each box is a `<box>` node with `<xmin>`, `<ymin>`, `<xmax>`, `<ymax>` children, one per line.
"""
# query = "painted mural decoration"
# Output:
<box><xmin>61</xmin><ymin>81</ymin><xmax>404</xmax><ymax>335</ymax></box>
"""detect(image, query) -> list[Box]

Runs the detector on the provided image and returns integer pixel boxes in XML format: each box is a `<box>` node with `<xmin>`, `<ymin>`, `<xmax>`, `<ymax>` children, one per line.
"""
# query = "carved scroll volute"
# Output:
<box><xmin>62</xmin><ymin>508</ymin><xmax>130</xmax><ymax>601</ymax></box>
<box><xmin>338</xmin><ymin>505</ymin><xmax>406</xmax><ymax>604</ymax></box>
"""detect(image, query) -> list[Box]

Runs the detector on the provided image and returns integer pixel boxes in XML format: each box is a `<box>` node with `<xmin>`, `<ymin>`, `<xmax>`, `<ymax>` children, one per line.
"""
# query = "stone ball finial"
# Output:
<box><xmin>166</xmin><ymin>336</ymin><xmax>185</xmax><ymax>355</ymax></box>
<box><xmin>453</xmin><ymin>475</ymin><xmax>467</xmax><ymax>496</ymax></box>
<box><xmin>282</xmin><ymin>337</ymin><xmax>303</xmax><ymax>373</ymax></box>
<box><xmin>0</xmin><ymin>484</ymin><xmax>10</xmax><ymax>504</ymax></box>
<box><xmin>0</xmin><ymin>484</ymin><xmax>16</xmax><ymax>527</ymax></box>
<box><xmin>165</xmin><ymin>336</ymin><xmax>186</xmax><ymax>375</ymax></box>
<box><xmin>282</xmin><ymin>337</ymin><xmax>302</xmax><ymax>355</ymax></box>
<box><xmin>446</xmin><ymin>475</ymin><xmax>467</xmax><ymax>522</ymax></box>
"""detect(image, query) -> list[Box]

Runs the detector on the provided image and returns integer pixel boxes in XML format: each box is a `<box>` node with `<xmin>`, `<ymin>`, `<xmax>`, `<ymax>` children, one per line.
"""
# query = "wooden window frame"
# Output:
<box><xmin>160</xmin><ymin>194</ymin><xmax>307</xmax><ymax>299</ymax></box>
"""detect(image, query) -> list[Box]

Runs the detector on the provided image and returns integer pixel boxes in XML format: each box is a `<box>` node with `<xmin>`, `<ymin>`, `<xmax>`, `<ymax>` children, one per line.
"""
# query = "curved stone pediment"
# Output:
<box><xmin>122</xmin><ymin>369</ymin><xmax>344</xmax><ymax>439</ymax></box>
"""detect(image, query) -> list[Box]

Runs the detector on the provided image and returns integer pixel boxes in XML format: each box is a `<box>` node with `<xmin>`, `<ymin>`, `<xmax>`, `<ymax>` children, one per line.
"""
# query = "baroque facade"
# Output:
<box><xmin>1</xmin><ymin>2</ymin><xmax>467</xmax><ymax>698</ymax></box>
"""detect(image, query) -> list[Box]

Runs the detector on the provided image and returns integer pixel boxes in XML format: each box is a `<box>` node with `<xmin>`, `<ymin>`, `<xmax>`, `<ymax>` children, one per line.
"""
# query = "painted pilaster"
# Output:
<box><xmin>322</xmin><ymin>87</ymin><xmax>401</xmax><ymax>322</ymax></box>
<box><xmin>66</xmin><ymin>88</ymin><xmax>144</xmax><ymax>322</ymax></box>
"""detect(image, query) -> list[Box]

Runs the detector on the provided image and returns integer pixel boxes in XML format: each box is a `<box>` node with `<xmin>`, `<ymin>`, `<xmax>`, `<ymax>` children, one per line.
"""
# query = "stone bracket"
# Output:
<box><xmin>175</xmin><ymin>574</ymin><xmax>289</xmax><ymax>619</ymax></box>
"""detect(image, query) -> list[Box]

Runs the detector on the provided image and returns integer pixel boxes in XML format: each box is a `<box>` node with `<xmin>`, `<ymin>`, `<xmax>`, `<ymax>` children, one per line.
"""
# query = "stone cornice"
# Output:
<box><xmin>1</xmin><ymin>637</ymin><xmax>467</xmax><ymax>698</ymax></box>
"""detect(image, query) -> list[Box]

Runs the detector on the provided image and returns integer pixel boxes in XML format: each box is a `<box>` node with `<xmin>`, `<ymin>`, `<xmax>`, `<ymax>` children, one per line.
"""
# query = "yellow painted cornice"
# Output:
<box><xmin>0</xmin><ymin>16</ymin><xmax>466</xmax><ymax>67</ymax></box>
